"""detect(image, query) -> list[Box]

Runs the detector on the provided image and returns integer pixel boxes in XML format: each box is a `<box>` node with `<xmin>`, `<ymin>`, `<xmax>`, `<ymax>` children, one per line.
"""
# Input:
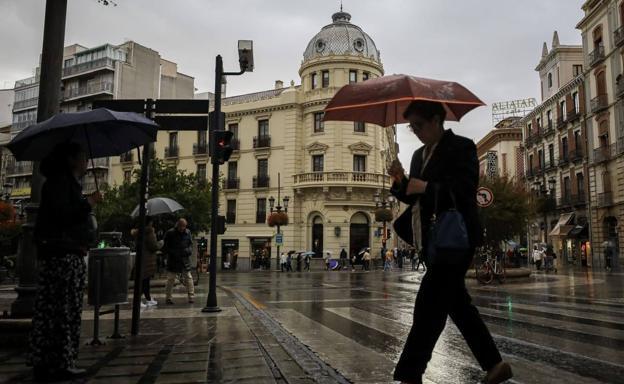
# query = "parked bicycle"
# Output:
<box><xmin>475</xmin><ymin>247</ymin><xmax>506</xmax><ymax>284</ymax></box>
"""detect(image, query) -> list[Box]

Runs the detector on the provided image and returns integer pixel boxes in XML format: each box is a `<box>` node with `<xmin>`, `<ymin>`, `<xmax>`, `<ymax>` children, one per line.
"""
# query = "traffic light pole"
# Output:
<box><xmin>203</xmin><ymin>55</ymin><xmax>246</xmax><ymax>313</ymax></box>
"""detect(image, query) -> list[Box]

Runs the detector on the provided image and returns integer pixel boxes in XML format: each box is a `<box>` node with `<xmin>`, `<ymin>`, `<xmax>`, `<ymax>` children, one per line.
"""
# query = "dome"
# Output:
<box><xmin>303</xmin><ymin>10</ymin><xmax>381</xmax><ymax>63</ymax></box>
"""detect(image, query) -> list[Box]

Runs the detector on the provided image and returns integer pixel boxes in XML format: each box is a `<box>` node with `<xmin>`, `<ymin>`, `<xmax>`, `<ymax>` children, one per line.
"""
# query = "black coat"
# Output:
<box><xmin>391</xmin><ymin>130</ymin><xmax>483</xmax><ymax>257</ymax></box>
<box><xmin>35</xmin><ymin>172</ymin><xmax>94</xmax><ymax>254</ymax></box>
<box><xmin>163</xmin><ymin>228</ymin><xmax>193</xmax><ymax>273</ymax></box>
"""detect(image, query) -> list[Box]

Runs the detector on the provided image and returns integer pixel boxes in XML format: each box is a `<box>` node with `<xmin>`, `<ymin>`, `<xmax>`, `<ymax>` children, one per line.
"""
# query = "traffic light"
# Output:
<box><xmin>216</xmin><ymin>215</ymin><xmax>227</xmax><ymax>234</ymax></box>
<box><xmin>211</xmin><ymin>130</ymin><xmax>234</xmax><ymax>164</ymax></box>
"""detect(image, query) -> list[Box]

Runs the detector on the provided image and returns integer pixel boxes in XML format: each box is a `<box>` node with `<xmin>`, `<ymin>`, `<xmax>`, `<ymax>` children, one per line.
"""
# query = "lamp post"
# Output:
<box><xmin>269</xmin><ymin>173</ymin><xmax>289</xmax><ymax>271</ymax></box>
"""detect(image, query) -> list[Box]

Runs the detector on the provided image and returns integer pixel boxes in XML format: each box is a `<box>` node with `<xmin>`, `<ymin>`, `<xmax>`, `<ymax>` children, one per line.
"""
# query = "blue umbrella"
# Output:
<box><xmin>7</xmin><ymin>108</ymin><xmax>158</xmax><ymax>161</ymax></box>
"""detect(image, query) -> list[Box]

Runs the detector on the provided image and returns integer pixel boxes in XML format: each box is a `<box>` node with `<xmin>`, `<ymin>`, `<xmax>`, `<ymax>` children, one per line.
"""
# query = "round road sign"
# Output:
<box><xmin>476</xmin><ymin>187</ymin><xmax>494</xmax><ymax>208</ymax></box>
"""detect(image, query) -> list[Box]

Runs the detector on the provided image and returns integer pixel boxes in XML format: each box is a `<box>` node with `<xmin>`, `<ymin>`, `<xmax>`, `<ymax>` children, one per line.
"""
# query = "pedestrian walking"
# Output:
<box><xmin>296</xmin><ymin>252</ymin><xmax>302</xmax><ymax>272</ymax></box>
<box><xmin>131</xmin><ymin>216</ymin><xmax>161</xmax><ymax>307</ymax></box>
<box><xmin>164</xmin><ymin>218</ymin><xmax>195</xmax><ymax>304</ymax></box>
<box><xmin>304</xmin><ymin>253</ymin><xmax>312</xmax><ymax>271</ymax></box>
<box><xmin>286</xmin><ymin>251</ymin><xmax>293</xmax><ymax>272</ymax></box>
<box><xmin>532</xmin><ymin>246</ymin><xmax>543</xmax><ymax>271</ymax></box>
<box><xmin>388</xmin><ymin>100</ymin><xmax>511</xmax><ymax>383</ymax></box>
<box><xmin>350</xmin><ymin>252</ymin><xmax>357</xmax><ymax>271</ymax></box>
<box><xmin>397</xmin><ymin>248</ymin><xmax>404</xmax><ymax>269</ymax></box>
<box><xmin>410</xmin><ymin>248</ymin><xmax>417</xmax><ymax>270</ymax></box>
<box><xmin>384</xmin><ymin>248</ymin><xmax>393</xmax><ymax>271</ymax></box>
<box><xmin>280</xmin><ymin>252</ymin><xmax>287</xmax><ymax>272</ymax></box>
<box><xmin>340</xmin><ymin>248</ymin><xmax>348</xmax><ymax>270</ymax></box>
<box><xmin>415</xmin><ymin>248</ymin><xmax>426</xmax><ymax>272</ymax></box>
<box><xmin>323</xmin><ymin>251</ymin><xmax>330</xmax><ymax>270</ymax></box>
<box><xmin>363</xmin><ymin>248</ymin><xmax>371</xmax><ymax>271</ymax></box>
<box><xmin>29</xmin><ymin>143</ymin><xmax>101</xmax><ymax>381</ymax></box>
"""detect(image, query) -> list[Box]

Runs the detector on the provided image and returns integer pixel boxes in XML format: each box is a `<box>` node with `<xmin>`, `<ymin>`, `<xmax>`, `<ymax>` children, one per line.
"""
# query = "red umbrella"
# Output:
<box><xmin>323</xmin><ymin>74</ymin><xmax>485</xmax><ymax>126</ymax></box>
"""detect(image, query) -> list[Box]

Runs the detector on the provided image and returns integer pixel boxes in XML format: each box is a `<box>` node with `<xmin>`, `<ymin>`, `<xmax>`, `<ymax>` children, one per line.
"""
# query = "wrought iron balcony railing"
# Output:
<box><xmin>593</xmin><ymin>145</ymin><xmax>613</xmax><ymax>164</ymax></box>
<box><xmin>556</xmin><ymin>116</ymin><xmax>567</xmax><ymax>130</ymax></box>
<box><xmin>223</xmin><ymin>178</ymin><xmax>240</xmax><ymax>190</ymax></box>
<box><xmin>62</xmin><ymin>57</ymin><xmax>115</xmax><ymax>78</ymax></box>
<box><xmin>597</xmin><ymin>191</ymin><xmax>614</xmax><ymax>208</ymax></box>
<box><xmin>165</xmin><ymin>146</ymin><xmax>179</xmax><ymax>158</ymax></box>
<box><xmin>569</xmin><ymin>148</ymin><xmax>584</xmax><ymax>162</ymax></box>
<box><xmin>615</xmin><ymin>26</ymin><xmax>624</xmax><ymax>48</ymax></box>
<box><xmin>253</xmin><ymin>175</ymin><xmax>270</xmax><ymax>188</ymax></box>
<box><xmin>253</xmin><ymin>135</ymin><xmax>271</xmax><ymax>149</ymax></box>
<box><xmin>193</xmin><ymin>143</ymin><xmax>208</xmax><ymax>155</ymax></box>
<box><xmin>226</xmin><ymin>211</ymin><xmax>236</xmax><ymax>224</ymax></box>
<box><xmin>590</xmin><ymin>94</ymin><xmax>609</xmax><ymax>114</ymax></box>
<box><xmin>120</xmin><ymin>152</ymin><xmax>134</xmax><ymax>163</ymax></box>
<box><xmin>589</xmin><ymin>44</ymin><xmax>605</xmax><ymax>67</ymax></box>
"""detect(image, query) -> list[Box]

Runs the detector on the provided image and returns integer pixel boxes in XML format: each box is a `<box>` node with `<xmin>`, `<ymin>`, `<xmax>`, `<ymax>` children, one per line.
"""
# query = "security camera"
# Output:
<box><xmin>238</xmin><ymin>40</ymin><xmax>254</xmax><ymax>72</ymax></box>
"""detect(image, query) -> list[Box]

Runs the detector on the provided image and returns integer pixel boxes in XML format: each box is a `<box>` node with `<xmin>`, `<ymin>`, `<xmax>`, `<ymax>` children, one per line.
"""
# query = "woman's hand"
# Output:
<box><xmin>87</xmin><ymin>191</ymin><xmax>103</xmax><ymax>207</ymax></box>
<box><xmin>406</xmin><ymin>178</ymin><xmax>428</xmax><ymax>195</ymax></box>
<box><xmin>387</xmin><ymin>160</ymin><xmax>405</xmax><ymax>183</ymax></box>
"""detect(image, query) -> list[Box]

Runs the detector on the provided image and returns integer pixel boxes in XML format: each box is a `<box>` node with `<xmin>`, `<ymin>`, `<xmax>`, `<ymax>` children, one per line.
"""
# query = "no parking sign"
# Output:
<box><xmin>476</xmin><ymin>187</ymin><xmax>494</xmax><ymax>208</ymax></box>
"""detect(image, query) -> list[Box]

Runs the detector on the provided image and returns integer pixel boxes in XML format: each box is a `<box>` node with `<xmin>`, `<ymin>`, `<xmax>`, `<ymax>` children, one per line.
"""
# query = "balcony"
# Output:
<box><xmin>588</xmin><ymin>44</ymin><xmax>605</xmax><ymax>67</ymax></box>
<box><xmin>120</xmin><ymin>152</ymin><xmax>134</xmax><ymax>163</ymax></box>
<box><xmin>615</xmin><ymin>26</ymin><xmax>624</xmax><ymax>48</ymax></box>
<box><xmin>62</xmin><ymin>81</ymin><xmax>113</xmax><ymax>101</ymax></box>
<box><xmin>193</xmin><ymin>143</ymin><xmax>208</xmax><ymax>156</ymax></box>
<box><xmin>558</xmin><ymin>156</ymin><xmax>570</xmax><ymax>167</ymax></box>
<box><xmin>12</xmin><ymin>120</ymin><xmax>36</xmax><ymax>132</ymax></box>
<box><xmin>88</xmin><ymin>157</ymin><xmax>110</xmax><ymax>168</ymax></box>
<box><xmin>82</xmin><ymin>180</ymin><xmax>108</xmax><ymax>194</ymax></box>
<box><xmin>590</xmin><ymin>94</ymin><xmax>608</xmax><ymax>114</ymax></box>
<box><xmin>538</xmin><ymin>197</ymin><xmax>557</xmax><ymax>213</ymax></box>
<box><xmin>165</xmin><ymin>146</ymin><xmax>179</xmax><ymax>158</ymax></box>
<box><xmin>253</xmin><ymin>175</ymin><xmax>270</xmax><ymax>188</ymax></box>
<box><xmin>253</xmin><ymin>135</ymin><xmax>271</xmax><ymax>148</ymax></box>
<box><xmin>293</xmin><ymin>171</ymin><xmax>392</xmax><ymax>189</ymax></box>
<box><xmin>13</xmin><ymin>97</ymin><xmax>38</xmax><ymax>111</ymax></box>
<box><xmin>525</xmin><ymin>168</ymin><xmax>537</xmax><ymax>179</ymax></box>
<box><xmin>226</xmin><ymin>212</ymin><xmax>236</xmax><ymax>224</ymax></box>
<box><xmin>256</xmin><ymin>212</ymin><xmax>267</xmax><ymax>224</ymax></box>
<box><xmin>567</xmin><ymin>110</ymin><xmax>581</xmax><ymax>122</ymax></box>
<box><xmin>593</xmin><ymin>145</ymin><xmax>613</xmax><ymax>164</ymax></box>
<box><xmin>619</xmin><ymin>137</ymin><xmax>624</xmax><ymax>155</ymax></box>
<box><xmin>543</xmin><ymin>159</ymin><xmax>557</xmax><ymax>172</ymax></box>
<box><xmin>569</xmin><ymin>148</ymin><xmax>584</xmax><ymax>163</ymax></box>
<box><xmin>617</xmin><ymin>79</ymin><xmax>624</xmax><ymax>98</ymax></box>
<box><xmin>14</xmin><ymin>76</ymin><xmax>38</xmax><ymax>89</ymax></box>
<box><xmin>223</xmin><ymin>178</ymin><xmax>240</xmax><ymax>190</ymax></box>
<box><xmin>62</xmin><ymin>57</ymin><xmax>115</xmax><ymax>79</ymax></box>
<box><xmin>597</xmin><ymin>192</ymin><xmax>614</xmax><ymax>208</ymax></box>
<box><xmin>556</xmin><ymin>116</ymin><xmax>567</xmax><ymax>130</ymax></box>
<box><xmin>524</xmin><ymin>135</ymin><xmax>534</xmax><ymax>148</ymax></box>
<box><xmin>542</xmin><ymin>121</ymin><xmax>555</xmax><ymax>137</ymax></box>
<box><xmin>572</xmin><ymin>193</ymin><xmax>587</xmax><ymax>206</ymax></box>
<box><xmin>6</xmin><ymin>163</ymin><xmax>33</xmax><ymax>176</ymax></box>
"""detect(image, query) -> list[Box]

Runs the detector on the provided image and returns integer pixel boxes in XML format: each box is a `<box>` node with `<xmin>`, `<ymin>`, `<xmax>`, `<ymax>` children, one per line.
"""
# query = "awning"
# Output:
<box><xmin>568</xmin><ymin>223</ymin><xmax>588</xmax><ymax>238</ymax></box>
<box><xmin>549</xmin><ymin>213</ymin><xmax>575</xmax><ymax>237</ymax></box>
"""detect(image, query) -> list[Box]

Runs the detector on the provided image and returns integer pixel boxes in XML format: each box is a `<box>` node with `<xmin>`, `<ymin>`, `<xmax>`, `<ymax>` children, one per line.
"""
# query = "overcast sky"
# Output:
<box><xmin>0</xmin><ymin>0</ymin><xmax>584</xmax><ymax>166</ymax></box>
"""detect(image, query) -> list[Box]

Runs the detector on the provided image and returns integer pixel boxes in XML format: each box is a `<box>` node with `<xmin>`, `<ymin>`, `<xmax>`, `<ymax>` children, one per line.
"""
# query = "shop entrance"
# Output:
<box><xmin>349</xmin><ymin>212</ymin><xmax>370</xmax><ymax>264</ymax></box>
<box><xmin>221</xmin><ymin>239</ymin><xmax>239</xmax><ymax>271</ymax></box>
<box><xmin>250</xmin><ymin>237</ymin><xmax>271</xmax><ymax>270</ymax></box>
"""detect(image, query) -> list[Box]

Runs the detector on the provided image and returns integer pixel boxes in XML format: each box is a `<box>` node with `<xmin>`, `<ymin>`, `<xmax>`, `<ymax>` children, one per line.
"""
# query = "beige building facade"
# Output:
<box><xmin>6</xmin><ymin>41</ymin><xmax>194</xmax><ymax>199</ymax></box>
<box><xmin>521</xmin><ymin>32</ymin><xmax>592</xmax><ymax>266</ymax></box>
<box><xmin>110</xmin><ymin>10</ymin><xmax>392</xmax><ymax>270</ymax></box>
<box><xmin>577</xmin><ymin>0</ymin><xmax>624</xmax><ymax>268</ymax></box>
<box><xmin>477</xmin><ymin>117</ymin><xmax>524</xmax><ymax>181</ymax></box>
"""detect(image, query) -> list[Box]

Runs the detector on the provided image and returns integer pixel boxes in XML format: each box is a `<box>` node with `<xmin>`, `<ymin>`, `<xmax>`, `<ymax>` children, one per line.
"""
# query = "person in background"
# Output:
<box><xmin>164</xmin><ymin>218</ymin><xmax>195</xmax><ymax>304</ymax></box>
<box><xmin>29</xmin><ymin>143</ymin><xmax>101</xmax><ymax>381</ymax></box>
<box><xmin>532</xmin><ymin>245</ymin><xmax>543</xmax><ymax>270</ymax></box>
<box><xmin>131</xmin><ymin>216</ymin><xmax>160</xmax><ymax>307</ymax></box>
<box><xmin>363</xmin><ymin>248</ymin><xmax>371</xmax><ymax>271</ymax></box>
<box><xmin>385</xmin><ymin>248</ymin><xmax>394</xmax><ymax>271</ymax></box>
<box><xmin>340</xmin><ymin>248</ymin><xmax>348</xmax><ymax>270</ymax></box>
<box><xmin>323</xmin><ymin>251</ymin><xmax>330</xmax><ymax>270</ymax></box>
<box><xmin>280</xmin><ymin>252</ymin><xmax>287</xmax><ymax>272</ymax></box>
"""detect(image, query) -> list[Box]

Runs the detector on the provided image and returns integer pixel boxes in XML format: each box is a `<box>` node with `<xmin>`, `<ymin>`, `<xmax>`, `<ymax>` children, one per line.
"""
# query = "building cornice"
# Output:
<box><xmin>521</xmin><ymin>75</ymin><xmax>584</xmax><ymax>123</ymax></box>
<box><xmin>535</xmin><ymin>46</ymin><xmax>583</xmax><ymax>71</ymax></box>
<box><xmin>299</xmin><ymin>54</ymin><xmax>384</xmax><ymax>75</ymax></box>
<box><xmin>476</xmin><ymin>128</ymin><xmax>523</xmax><ymax>158</ymax></box>
<box><xmin>224</xmin><ymin>103</ymin><xmax>299</xmax><ymax>118</ymax></box>
<box><xmin>577</xmin><ymin>0</ymin><xmax>607</xmax><ymax>29</ymax></box>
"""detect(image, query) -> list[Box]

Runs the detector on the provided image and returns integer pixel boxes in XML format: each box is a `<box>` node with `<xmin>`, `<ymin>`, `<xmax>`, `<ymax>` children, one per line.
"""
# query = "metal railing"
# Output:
<box><xmin>120</xmin><ymin>152</ymin><xmax>134</xmax><ymax>163</ymax></box>
<box><xmin>12</xmin><ymin>120</ymin><xmax>36</xmax><ymax>131</ymax></box>
<box><xmin>253</xmin><ymin>175</ymin><xmax>270</xmax><ymax>188</ymax></box>
<box><xmin>572</xmin><ymin>193</ymin><xmax>587</xmax><ymax>206</ymax></box>
<box><xmin>615</xmin><ymin>26</ymin><xmax>624</xmax><ymax>47</ymax></box>
<box><xmin>253</xmin><ymin>135</ymin><xmax>271</xmax><ymax>148</ymax></box>
<box><xmin>590</xmin><ymin>94</ymin><xmax>609</xmax><ymax>113</ymax></box>
<box><xmin>165</xmin><ymin>146</ymin><xmax>179</xmax><ymax>158</ymax></box>
<box><xmin>88</xmin><ymin>157</ymin><xmax>110</xmax><ymax>168</ymax></box>
<box><xmin>62</xmin><ymin>57</ymin><xmax>115</xmax><ymax>78</ymax></box>
<box><xmin>542</xmin><ymin>121</ymin><xmax>555</xmax><ymax>136</ymax></box>
<box><xmin>593</xmin><ymin>145</ymin><xmax>613</xmax><ymax>164</ymax></box>
<box><xmin>193</xmin><ymin>143</ymin><xmax>208</xmax><ymax>155</ymax></box>
<box><xmin>558</xmin><ymin>155</ymin><xmax>570</xmax><ymax>167</ymax></box>
<box><xmin>538</xmin><ymin>197</ymin><xmax>557</xmax><ymax>213</ymax></box>
<box><xmin>569</xmin><ymin>148</ymin><xmax>584</xmax><ymax>162</ymax></box>
<box><xmin>63</xmin><ymin>81</ymin><xmax>113</xmax><ymax>100</ymax></box>
<box><xmin>567</xmin><ymin>110</ymin><xmax>581</xmax><ymax>122</ymax></box>
<box><xmin>543</xmin><ymin>159</ymin><xmax>556</xmax><ymax>172</ymax></box>
<box><xmin>226</xmin><ymin>212</ymin><xmax>236</xmax><ymax>224</ymax></box>
<box><xmin>223</xmin><ymin>178</ymin><xmax>240</xmax><ymax>190</ymax></box>
<box><xmin>556</xmin><ymin>116</ymin><xmax>567</xmax><ymax>130</ymax></box>
<box><xmin>558</xmin><ymin>195</ymin><xmax>572</xmax><ymax>208</ymax></box>
<box><xmin>597</xmin><ymin>192</ymin><xmax>614</xmax><ymax>208</ymax></box>
<box><xmin>618</xmin><ymin>137</ymin><xmax>624</xmax><ymax>155</ymax></box>
<box><xmin>14</xmin><ymin>76</ymin><xmax>38</xmax><ymax>89</ymax></box>
<box><xmin>231</xmin><ymin>138</ymin><xmax>240</xmax><ymax>150</ymax></box>
<box><xmin>294</xmin><ymin>171</ymin><xmax>392</xmax><ymax>186</ymax></box>
<box><xmin>13</xmin><ymin>97</ymin><xmax>38</xmax><ymax>110</ymax></box>
<box><xmin>589</xmin><ymin>44</ymin><xmax>605</xmax><ymax>67</ymax></box>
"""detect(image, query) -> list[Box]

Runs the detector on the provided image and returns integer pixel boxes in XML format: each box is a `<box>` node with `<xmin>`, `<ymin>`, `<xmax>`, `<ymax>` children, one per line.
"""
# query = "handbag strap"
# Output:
<box><xmin>431</xmin><ymin>183</ymin><xmax>459</xmax><ymax>224</ymax></box>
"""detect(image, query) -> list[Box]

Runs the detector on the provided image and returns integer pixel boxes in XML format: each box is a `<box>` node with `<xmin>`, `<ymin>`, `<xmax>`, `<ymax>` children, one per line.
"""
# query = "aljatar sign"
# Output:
<box><xmin>491</xmin><ymin>98</ymin><xmax>537</xmax><ymax>125</ymax></box>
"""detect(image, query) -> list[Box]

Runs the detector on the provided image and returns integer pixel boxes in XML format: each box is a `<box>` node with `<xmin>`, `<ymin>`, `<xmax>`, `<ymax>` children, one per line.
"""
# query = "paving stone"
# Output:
<box><xmin>154</xmin><ymin>371</ymin><xmax>207</xmax><ymax>383</ymax></box>
<box><xmin>95</xmin><ymin>364</ymin><xmax>147</xmax><ymax>377</ymax></box>
<box><xmin>105</xmin><ymin>356</ymin><xmax>155</xmax><ymax>366</ymax></box>
<box><xmin>160</xmin><ymin>360</ymin><xmax>207</xmax><ymax>373</ymax></box>
<box><xmin>87</xmin><ymin>375</ymin><xmax>143</xmax><ymax>384</ymax></box>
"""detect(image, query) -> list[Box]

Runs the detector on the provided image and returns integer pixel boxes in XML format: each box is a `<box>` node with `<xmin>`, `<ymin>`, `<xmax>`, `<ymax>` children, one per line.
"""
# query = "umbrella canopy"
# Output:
<box><xmin>301</xmin><ymin>251</ymin><xmax>316</xmax><ymax>256</ymax></box>
<box><xmin>131</xmin><ymin>197</ymin><xmax>184</xmax><ymax>218</ymax></box>
<box><xmin>7</xmin><ymin>108</ymin><xmax>158</xmax><ymax>161</ymax></box>
<box><xmin>323</xmin><ymin>74</ymin><xmax>485</xmax><ymax>127</ymax></box>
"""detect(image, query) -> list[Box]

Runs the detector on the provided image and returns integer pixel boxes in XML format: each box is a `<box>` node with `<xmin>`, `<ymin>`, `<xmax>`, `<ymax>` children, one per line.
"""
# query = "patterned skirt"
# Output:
<box><xmin>28</xmin><ymin>253</ymin><xmax>86</xmax><ymax>370</ymax></box>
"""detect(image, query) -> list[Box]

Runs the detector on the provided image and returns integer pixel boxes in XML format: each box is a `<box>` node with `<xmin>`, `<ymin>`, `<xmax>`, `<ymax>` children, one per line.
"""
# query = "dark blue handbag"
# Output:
<box><xmin>427</xmin><ymin>186</ymin><xmax>470</xmax><ymax>265</ymax></box>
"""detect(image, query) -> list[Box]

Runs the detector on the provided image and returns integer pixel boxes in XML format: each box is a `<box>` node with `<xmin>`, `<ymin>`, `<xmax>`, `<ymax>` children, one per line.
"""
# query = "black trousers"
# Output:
<box><xmin>394</xmin><ymin>254</ymin><xmax>502</xmax><ymax>381</ymax></box>
<box><xmin>142</xmin><ymin>277</ymin><xmax>151</xmax><ymax>301</ymax></box>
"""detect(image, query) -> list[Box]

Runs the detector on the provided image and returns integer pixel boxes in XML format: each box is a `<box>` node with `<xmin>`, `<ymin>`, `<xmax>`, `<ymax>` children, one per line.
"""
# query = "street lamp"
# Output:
<box><xmin>268</xmin><ymin>173</ymin><xmax>289</xmax><ymax>271</ymax></box>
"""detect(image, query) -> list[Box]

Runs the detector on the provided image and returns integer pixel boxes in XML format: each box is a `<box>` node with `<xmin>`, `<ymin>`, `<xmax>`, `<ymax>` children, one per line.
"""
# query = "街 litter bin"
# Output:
<box><xmin>88</xmin><ymin>247</ymin><xmax>131</xmax><ymax>306</ymax></box>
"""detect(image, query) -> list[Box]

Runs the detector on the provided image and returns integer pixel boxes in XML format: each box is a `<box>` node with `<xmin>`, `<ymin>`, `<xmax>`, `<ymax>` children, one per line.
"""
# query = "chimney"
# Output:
<box><xmin>275</xmin><ymin>80</ymin><xmax>284</xmax><ymax>89</ymax></box>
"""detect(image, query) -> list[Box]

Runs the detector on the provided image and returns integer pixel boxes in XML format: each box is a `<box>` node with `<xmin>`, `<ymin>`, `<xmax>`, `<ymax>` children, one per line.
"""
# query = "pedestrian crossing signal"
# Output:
<box><xmin>211</xmin><ymin>130</ymin><xmax>234</xmax><ymax>164</ymax></box>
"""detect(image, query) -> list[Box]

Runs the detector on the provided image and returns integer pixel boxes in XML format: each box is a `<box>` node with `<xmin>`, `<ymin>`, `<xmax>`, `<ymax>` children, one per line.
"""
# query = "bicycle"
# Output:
<box><xmin>475</xmin><ymin>248</ymin><xmax>506</xmax><ymax>284</ymax></box>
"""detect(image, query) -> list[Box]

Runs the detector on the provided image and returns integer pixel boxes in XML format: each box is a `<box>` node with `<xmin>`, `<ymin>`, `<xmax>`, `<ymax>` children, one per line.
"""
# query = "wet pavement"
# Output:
<box><xmin>1</xmin><ymin>265</ymin><xmax>623</xmax><ymax>383</ymax></box>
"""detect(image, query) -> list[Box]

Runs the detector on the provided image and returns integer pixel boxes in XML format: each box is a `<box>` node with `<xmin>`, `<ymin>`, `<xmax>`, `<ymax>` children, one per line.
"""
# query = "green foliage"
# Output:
<box><xmin>98</xmin><ymin>159</ymin><xmax>211</xmax><ymax>236</ymax></box>
<box><xmin>478</xmin><ymin>175</ymin><xmax>534</xmax><ymax>247</ymax></box>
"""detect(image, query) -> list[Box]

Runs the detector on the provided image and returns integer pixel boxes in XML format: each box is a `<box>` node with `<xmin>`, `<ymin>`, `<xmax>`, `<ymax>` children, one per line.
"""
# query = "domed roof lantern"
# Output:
<box><xmin>332</xmin><ymin>2</ymin><xmax>351</xmax><ymax>23</ymax></box>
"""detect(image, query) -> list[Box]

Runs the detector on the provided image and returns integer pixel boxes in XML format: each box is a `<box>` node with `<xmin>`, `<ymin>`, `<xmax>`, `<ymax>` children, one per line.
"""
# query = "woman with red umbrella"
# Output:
<box><xmin>325</xmin><ymin>75</ymin><xmax>513</xmax><ymax>384</ymax></box>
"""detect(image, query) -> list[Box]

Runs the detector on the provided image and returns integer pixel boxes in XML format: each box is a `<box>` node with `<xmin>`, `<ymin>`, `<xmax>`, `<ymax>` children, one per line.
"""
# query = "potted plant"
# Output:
<box><xmin>267</xmin><ymin>211</ymin><xmax>289</xmax><ymax>227</ymax></box>
<box><xmin>374</xmin><ymin>207</ymin><xmax>393</xmax><ymax>222</ymax></box>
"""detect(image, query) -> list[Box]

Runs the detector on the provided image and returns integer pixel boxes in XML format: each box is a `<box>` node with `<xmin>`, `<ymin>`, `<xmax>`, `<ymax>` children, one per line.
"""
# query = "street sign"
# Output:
<box><xmin>154</xmin><ymin>115</ymin><xmax>208</xmax><ymax>131</ymax></box>
<box><xmin>93</xmin><ymin>99</ymin><xmax>147</xmax><ymax>112</ymax></box>
<box><xmin>276</xmin><ymin>233</ymin><xmax>283</xmax><ymax>245</ymax></box>
<box><xmin>476</xmin><ymin>187</ymin><xmax>494</xmax><ymax>208</ymax></box>
<box><xmin>154</xmin><ymin>99</ymin><xmax>208</xmax><ymax>114</ymax></box>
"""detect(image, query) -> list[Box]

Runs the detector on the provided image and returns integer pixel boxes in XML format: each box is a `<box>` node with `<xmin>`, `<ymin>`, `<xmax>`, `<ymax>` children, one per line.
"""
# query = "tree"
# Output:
<box><xmin>98</xmin><ymin>159</ymin><xmax>211</xmax><ymax>238</ymax></box>
<box><xmin>478</xmin><ymin>175</ymin><xmax>535</xmax><ymax>248</ymax></box>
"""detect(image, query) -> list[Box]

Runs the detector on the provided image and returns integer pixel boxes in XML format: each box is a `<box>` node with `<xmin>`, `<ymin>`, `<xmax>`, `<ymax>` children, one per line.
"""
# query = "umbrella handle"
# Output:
<box><xmin>83</xmin><ymin>127</ymin><xmax>99</xmax><ymax>193</ymax></box>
